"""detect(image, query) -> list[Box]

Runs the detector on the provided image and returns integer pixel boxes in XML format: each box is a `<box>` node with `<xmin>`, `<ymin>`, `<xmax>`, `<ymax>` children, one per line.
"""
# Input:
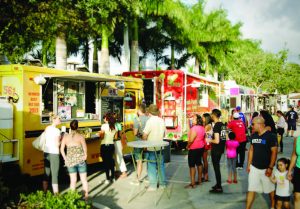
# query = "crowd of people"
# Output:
<box><xmin>185</xmin><ymin>106</ymin><xmax>299</xmax><ymax>209</ymax></box>
<box><xmin>39</xmin><ymin>103</ymin><xmax>167</xmax><ymax>199</ymax></box>
<box><xmin>38</xmin><ymin>104</ymin><xmax>299</xmax><ymax>208</ymax></box>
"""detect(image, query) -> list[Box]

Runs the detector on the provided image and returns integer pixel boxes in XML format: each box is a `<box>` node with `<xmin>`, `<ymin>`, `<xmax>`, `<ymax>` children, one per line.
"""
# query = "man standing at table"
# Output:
<box><xmin>143</xmin><ymin>104</ymin><xmax>167</xmax><ymax>191</ymax></box>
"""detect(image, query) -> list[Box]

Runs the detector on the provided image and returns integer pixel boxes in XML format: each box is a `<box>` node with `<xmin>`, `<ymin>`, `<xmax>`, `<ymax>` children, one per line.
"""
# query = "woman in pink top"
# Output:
<box><xmin>226</xmin><ymin>132</ymin><xmax>239</xmax><ymax>184</ymax></box>
<box><xmin>185</xmin><ymin>114</ymin><xmax>206</xmax><ymax>188</ymax></box>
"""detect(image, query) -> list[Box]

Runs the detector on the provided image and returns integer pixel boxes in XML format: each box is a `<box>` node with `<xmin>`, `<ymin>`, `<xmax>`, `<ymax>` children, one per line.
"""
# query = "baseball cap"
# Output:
<box><xmin>236</xmin><ymin>106</ymin><xmax>241</xmax><ymax>111</ymax></box>
<box><xmin>233</xmin><ymin>112</ymin><xmax>240</xmax><ymax>119</ymax></box>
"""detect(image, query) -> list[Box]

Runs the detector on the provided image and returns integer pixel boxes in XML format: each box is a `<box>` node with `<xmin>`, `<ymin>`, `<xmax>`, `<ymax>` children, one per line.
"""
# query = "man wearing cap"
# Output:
<box><xmin>236</xmin><ymin>106</ymin><xmax>248</xmax><ymax>128</ymax></box>
<box><xmin>285</xmin><ymin>105</ymin><xmax>298</xmax><ymax>137</ymax></box>
<box><xmin>142</xmin><ymin>104</ymin><xmax>167</xmax><ymax>191</ymax></box>
<box><xmin>227</xmin><ymin>112</ymin><xmax>247</xmax><ymax>169</ymax></box>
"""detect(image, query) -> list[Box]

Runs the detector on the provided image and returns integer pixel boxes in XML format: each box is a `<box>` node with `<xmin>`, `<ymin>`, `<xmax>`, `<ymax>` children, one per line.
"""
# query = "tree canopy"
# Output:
<box><xmin>0</xmin><ymin>0</ymin><xmax>299</xmax><ymax>93</ymax></box>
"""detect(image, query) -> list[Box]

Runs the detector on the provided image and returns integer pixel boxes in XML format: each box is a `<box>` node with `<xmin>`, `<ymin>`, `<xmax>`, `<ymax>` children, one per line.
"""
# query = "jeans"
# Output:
<box><xmin>236</xmin><ymin>141</ymin><xmax>246</xmax><ymax>168</ymax></box>
<box><xmin>277</xmin><ymin>128</ymin><xmax>284</xmax><ymax>152</ymax></box>
<box><xmin>227</xmin><ymin>157</ymin><xmax>237</xmax><ymax>175</ymax></box>
<box><xmin>67</xmin><ymin>161</ymin><xmax>87</xmax><ymax>174</ymax></box>
<box><xmin>211</xmin><ymin>150</ymin><xmax>223</xmax><ymax>188</ymax></box>
<box><xmin>147</xmin><ymin>150</ymin><xmax>166</xmax><ymax>188</ymax></box>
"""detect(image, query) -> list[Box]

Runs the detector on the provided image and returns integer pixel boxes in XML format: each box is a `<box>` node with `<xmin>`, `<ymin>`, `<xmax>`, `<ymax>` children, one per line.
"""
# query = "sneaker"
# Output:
<box><xmin>104</xmin><ymin>180</ymin><xmax>110</xmax><ymax>185</ymax></box>
<box><xmin>130</xmin><ymin>180</ymin><xmax>141</xmax><ymax>186</ymax></box>
<box><xmin>143</xmin><ymin>178</ymin><xmax>150</xmax><ymax>184</ymax></box>
<box><xmin>146</xmin><ymin>187</ymin><xmax>157</xmax><ymax>192</ymax></box>
<box><xmin>209</xmin><ymin>187</ymin><xmax>223</xmax><ymax>193</ymax></box>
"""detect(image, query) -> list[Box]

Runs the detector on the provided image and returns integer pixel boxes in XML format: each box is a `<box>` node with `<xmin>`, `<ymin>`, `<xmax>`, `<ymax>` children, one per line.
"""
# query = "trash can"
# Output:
<box><xmin>163</xmin><ymin>139</ymin><xmax>171</xmax><ymax>163</ymax></box>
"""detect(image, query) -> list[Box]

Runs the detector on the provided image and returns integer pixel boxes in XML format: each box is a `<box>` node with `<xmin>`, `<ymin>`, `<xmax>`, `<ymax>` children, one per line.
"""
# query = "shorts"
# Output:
<box><xmin>204</xmin><ymin>143</ymin><xmax>211</xmax><ymax>150</ymax></box>
<box><xmin>248</xmin><ymin>164</ymin><xmax>275</xmax><ymax>193</ymax></box>
<box><xmin>133</xmin><ymin>148</ymin><xmax>144</xmax><ymax>160</ymax></box>
<box><xmin>293</xmin><ymin>166</ymin><xmax>300</xmax><ymax>193</ymax></box>
<box><xmin>188</xmin><ymin>148</ymin><xmax>204</xmax><ymax>167</ymax></box>
<box><xmin>275</xmin><ymin>195</ymin><xmax>290</xmax><ymax>202</ymax></box>
<box><xmin>287</xmin><ymin>123</ymin><xmax>297</xmax><ymax>131</ymax></box>
<box><xmin>67</xmin><ymin>161</ymin><xmax>87</xmax><ymax>174</ymax></box>
<box><xmin>277</xmin><ymin>127</ymin><xmax>284</xmax><ymax>135</ymax></box>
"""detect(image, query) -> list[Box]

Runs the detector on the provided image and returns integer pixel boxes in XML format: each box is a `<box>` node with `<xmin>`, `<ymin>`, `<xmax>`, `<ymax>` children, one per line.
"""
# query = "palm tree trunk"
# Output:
<box><xmin>42</xmin><ymin>40</ymin><xmax>48</xmax><ymax>66</ymax></box>
<box><xmin>205</xmin><ymin>54</ymin><xmax>209</xmax><ymax>76</ymax></box>
<box><xmin>55</xmin><ymin>32</ymin><xmax>67</xmax><ymax>70</ymax></box>
<box><xmin>100</xmin><ymin>26</ymin><xmax>110</xmax><ymax>74</ymax></box>
<box><xmin>213</xmin><ymin>68</ymin><xmax>218</xmax><ymax>80</ymax></box>
<box><xmin>130</xmin><ymin>17</ymin><xmax>139</xmax><ymax>72</ymax></box>
<box><xmin>93</xmin><ymin>40</ymin><xmax>98</xmax><ymax>73</ymax></box>
<box><xmin>83</xmin><ymin>39</ymin><xmax>89</xmax><ymax>67</ymax></box>
<box><xmin>195</xmin><ymin>57</ymin><xmax>199</xmax><ymax>74</ymax></box>
<box><xmin>170</xmin><ymin>42</ymin><xmax>175</xmax><ymax>70</ymax></box>
<box><xmin>122</xmin><ymin>21</ymin><xmax>130</xmax><ymax>71</ymax></box>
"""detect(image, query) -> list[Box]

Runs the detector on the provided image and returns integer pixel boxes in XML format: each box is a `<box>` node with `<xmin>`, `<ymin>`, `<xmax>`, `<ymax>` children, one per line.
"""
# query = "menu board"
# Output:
<box><xmin>101</xmin><ymin>98</ymin><xmax>112</xmax><ymax>117</ymax></box>
<box><xmin>164</xmin><ymin>100</ymin><xmax>176</xmax><ymax>115</ymax></box>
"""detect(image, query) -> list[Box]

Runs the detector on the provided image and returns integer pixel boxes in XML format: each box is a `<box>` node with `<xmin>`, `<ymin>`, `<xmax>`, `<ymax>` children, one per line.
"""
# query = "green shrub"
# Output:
<box><xmin>0</xmin><ymin>162</ymin><xmax>10</xmax><ymax>207</ymax></box>
<box><xmin>18</xmin><ymin>191</ymin><xmax>91</xmax><ymax>209</ymax></box>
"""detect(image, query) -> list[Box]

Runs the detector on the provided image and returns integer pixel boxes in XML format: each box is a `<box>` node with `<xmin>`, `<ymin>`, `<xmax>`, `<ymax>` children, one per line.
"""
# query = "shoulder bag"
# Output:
<box><xmin>32</xmin><ymin>131</ymin><xmax>46</xmax><ymax>151</ymax></box>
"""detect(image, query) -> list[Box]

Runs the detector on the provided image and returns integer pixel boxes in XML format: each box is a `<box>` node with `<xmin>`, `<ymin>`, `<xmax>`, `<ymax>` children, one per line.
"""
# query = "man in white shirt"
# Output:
<box><xmin>143</xmin><ymin>104</ymin><xmax>166</xmax><ymax>191</ymax></box>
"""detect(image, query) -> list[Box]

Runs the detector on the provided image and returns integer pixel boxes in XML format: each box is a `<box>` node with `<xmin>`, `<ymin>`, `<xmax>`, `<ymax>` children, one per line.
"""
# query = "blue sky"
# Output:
<box><xmin>182</xmin><ymin>0</ymin><xmax>300</xmax><ymax>63</ymax></box>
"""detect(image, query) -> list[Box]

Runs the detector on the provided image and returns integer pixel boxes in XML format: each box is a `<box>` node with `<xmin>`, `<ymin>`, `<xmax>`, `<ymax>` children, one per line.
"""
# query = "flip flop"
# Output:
<box><xmin>184</xmin><ymin>184</ymin><xmax>196</xmax><ymax>189</ymax></box>
<box><xmin>195</xmin><ymin>181</ymin><xmax>202</xmax><ymax>185</ymax></box>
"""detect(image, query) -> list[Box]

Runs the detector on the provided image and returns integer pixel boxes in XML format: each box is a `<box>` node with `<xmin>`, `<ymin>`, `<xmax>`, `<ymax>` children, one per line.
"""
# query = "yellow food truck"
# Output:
<box><xmin>0</xmin><ymin>64</ymin><xmax>143</xmax><ymax>176</ymax></box>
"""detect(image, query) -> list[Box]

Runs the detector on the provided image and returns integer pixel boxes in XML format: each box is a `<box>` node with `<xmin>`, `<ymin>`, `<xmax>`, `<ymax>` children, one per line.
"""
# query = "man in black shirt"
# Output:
<box><xmin>208</xmin><ymin>109</ymin><xmax>227</xmax><ymax>193</ymax></box>
<box><xmin>246</xmin><ymin>116</ymin><xmax>277</xmax><ymax>209</ymax></box>
<box><xmin>285</xmin><ymin>105</ymin><xmax>298</xmax><ymax>137</ymax></box>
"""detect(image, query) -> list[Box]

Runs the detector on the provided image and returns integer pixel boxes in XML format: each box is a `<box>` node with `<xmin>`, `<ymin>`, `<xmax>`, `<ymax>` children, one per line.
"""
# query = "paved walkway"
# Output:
<box><xmin>68</xmin><ymin>127</ymin><xmax>300</xmax><ymax>209</ymax></box>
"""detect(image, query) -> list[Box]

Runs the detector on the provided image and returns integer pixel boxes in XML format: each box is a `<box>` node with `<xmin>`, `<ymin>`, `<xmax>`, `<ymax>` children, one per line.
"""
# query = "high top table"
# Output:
<box><xmin>127</xmin><ymin>140</ymin><xmax>170</xmax><ymax>205</ymax></box>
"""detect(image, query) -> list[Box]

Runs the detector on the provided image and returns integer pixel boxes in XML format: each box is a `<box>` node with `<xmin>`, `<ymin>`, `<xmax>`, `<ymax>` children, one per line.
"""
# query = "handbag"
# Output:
<box><xmin>32</xmin><ymin>131</ymin><xmax>46</xmax><ymax>151</ymax></box>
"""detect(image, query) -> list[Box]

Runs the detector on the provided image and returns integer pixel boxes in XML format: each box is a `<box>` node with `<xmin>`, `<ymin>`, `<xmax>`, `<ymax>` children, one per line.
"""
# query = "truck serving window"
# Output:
<box><xmin>41</xmin><ymin>79</ymin><xmax>98</xmax><ymax>123</ymax></box>
<box><xmin>55</xmin><ymin>80</ymin><xmax>85</xmax><ymax>120</ymax></box>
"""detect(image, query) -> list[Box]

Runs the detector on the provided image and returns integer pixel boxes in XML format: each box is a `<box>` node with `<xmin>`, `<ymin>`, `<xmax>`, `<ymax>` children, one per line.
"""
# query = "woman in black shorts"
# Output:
<box><xmin>185</xmin><ymin>114</ymin><xmax>206</xmax><ymax>188</ymax></box>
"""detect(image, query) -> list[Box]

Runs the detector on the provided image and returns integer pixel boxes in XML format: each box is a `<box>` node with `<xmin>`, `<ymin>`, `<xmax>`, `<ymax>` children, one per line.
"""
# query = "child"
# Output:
<box><xmin>225</xmin><ymin>132</ymin><xmax>239</xmax><ymax>184</ymax></box>
<box><xmin>270</xmin><ymin>158</ymin><xmax>291</xmax><ymax>209</ymax></box>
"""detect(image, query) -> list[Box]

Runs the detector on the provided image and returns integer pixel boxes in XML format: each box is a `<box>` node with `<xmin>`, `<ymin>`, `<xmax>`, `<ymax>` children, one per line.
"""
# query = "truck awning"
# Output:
<box><xmin>43</xmin><ymin>73</ymin><xmax>141</xmax><ymax>83</ymax></box>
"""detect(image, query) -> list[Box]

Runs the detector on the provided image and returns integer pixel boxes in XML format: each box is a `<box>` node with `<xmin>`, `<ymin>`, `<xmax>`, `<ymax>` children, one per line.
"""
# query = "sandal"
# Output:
<box><xmin>195</xmin><ymin>181</ymin><xmax>202</xmax><ymax>185</ymax></box>
<box><xmin>119</xmin><ymin>173</ymin><xmax>127</xmax><ymax>178</ymax></box>
<box><xmin>184</xmin><ymin>184</ymin><xmax>196</xmax><ymax>189</ymax></box>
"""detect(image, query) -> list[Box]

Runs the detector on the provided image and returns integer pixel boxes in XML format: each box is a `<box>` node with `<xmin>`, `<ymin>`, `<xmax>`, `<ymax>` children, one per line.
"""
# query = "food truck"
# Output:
<box><xmin>123</xmin><ymin>70</ymin><xmax>220</xmax><ymax>143</ymax></box>
<box><xmin>0</xmin><ymin>64</ymin><xmax>143</xmax><ymax>176</ymax></box>
<box><xmin>222</xmin><ymin>80</ymin><xmax>256</xmax><ymax>120</ymax></box>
